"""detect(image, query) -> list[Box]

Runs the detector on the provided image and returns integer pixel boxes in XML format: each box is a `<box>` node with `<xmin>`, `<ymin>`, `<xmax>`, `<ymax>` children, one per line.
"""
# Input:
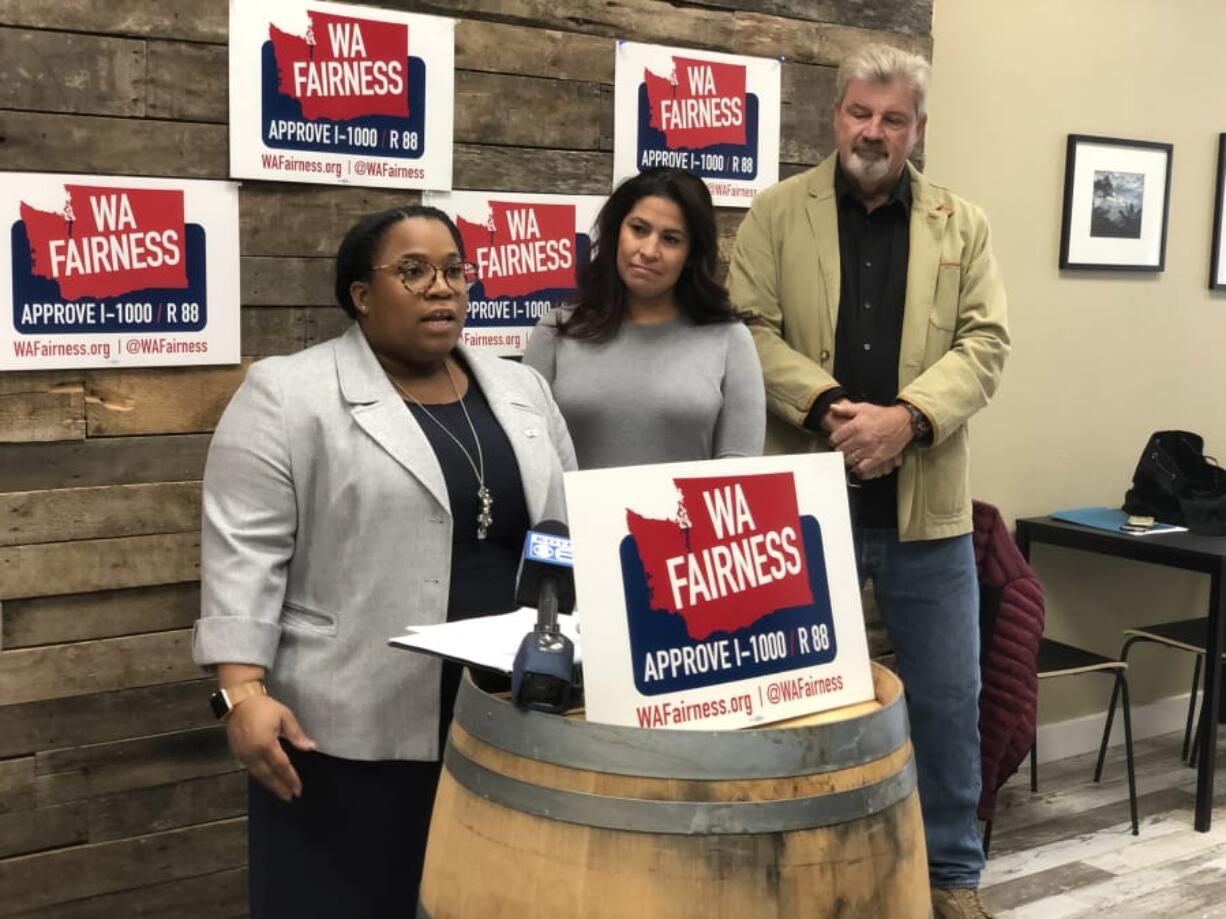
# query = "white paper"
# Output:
<box><xmin>389</xmin><ymin>609</ymin><xmax>581</xmax><ymax>673</ymax></box>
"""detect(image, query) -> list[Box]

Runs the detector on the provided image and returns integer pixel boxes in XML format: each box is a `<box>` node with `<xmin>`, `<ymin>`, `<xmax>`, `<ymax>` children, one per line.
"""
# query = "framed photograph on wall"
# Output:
<box><xmin>1059</xmin><ymin>134</ymin><xmax>1172</xmax><ymax>270</ymax></box>
<box><xmin>1211</xmin><ymin>134</ymin><xmax>1226</xmax><ymax>289</ymax></box>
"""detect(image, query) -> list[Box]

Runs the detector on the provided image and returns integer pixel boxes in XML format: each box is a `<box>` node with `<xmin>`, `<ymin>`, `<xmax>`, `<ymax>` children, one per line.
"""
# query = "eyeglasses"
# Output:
<box><xmin>372</xmin><ymin>257</ymin><xmax>480</xmax><ymax>294</ymax></box>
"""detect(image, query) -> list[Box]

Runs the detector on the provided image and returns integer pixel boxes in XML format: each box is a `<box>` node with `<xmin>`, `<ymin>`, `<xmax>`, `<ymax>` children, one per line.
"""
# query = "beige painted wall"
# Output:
<box><xmin>925</xmin><ymin>0</ymin><xmax>1226</xmax><ymax>721</ymax></box>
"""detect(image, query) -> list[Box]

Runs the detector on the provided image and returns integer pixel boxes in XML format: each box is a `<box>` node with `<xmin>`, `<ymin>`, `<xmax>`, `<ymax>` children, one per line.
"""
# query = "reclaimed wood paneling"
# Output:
<box><xmin>455</xmin><ymin>19</ymin><xmax>612</xmax><ymax>82</ymax></box>
<box><xmin>0</xmin><ymin>390</ymin><xmax>85</xmax><ymax>444</ymax></box>
<box><xmin>0</xmin><ymin>374</ymin><xmax>84</xmax><ymax>444</ymax></box>
<box><xmin>0</xmin><ymin>532</ymin><xmax>200</xmax><ymax>600</ymax></box>
<box><xmin>0</xmin><ymin>678</ymin><xmax>214</xmax><ymax>759</ymax></box>
<box><xmin>0</xmin><ymin>372</ymin><xmax>82</xmax><ymax>396</ymax></box>
<box><xmin>0</xmin><ymin>630</ymin><xmax>198</xmax><ymax>705</ymax></box>
<box><xmin>0</xmin><ymin>111</ymin><xmax>227</xmax><ymax>178</ymax></box>
<box><xmin>8</xmin><ymin>867</ymin><xmax>247</xmax><ymax>919</ymax></box>
<box><xmin>781</xmin><ymin>62</ymin><xmax>838</xmax><ymax>165</ymax></box>
<box><xmin>240</xmin><ymin>256</ymin><xmax>334</xmax><ymax>307</ymax></box>
<box><xmin>0</xmin><ymin>482</ymin><xmax>201</xmax><ymax>547</ymax></box>
<box><xmin>0</xmin><ymin>434</ymin><xmax>210</xmax><ymax>494</ymax></box>
<box><xmin>306</xmin><ymin>310</ymin><xmax>354</xmax><ymax>349</ymax></box>
<box><xmin>0</xmin><ymin>817</ymin><xmax>246</xmax><ymax>915</ymax></box>
<box><xmin>0</xmin><ymin>27</ymin><xmax>145</xmax><ymax>117</ymax></box>
<box><xmin>0</xmin><ymin>0</ymin><xmax>227</xmax><ymax>44</ymax></box>
<box><xmin>401</xmin><ymin>0</ymin><xmax>929</xmax><ymax>66</ymax></box>
<box><xmin>0</xmin><ymin>802</ymin><xmax>86</xmax><ymax>859</ymax></box>
<box><xmin>237</xmin><ymin>305</ymin><xmax>341</xmax><ymax>353</ymax></box>
<box><xmin>147</xmin><ymin>40</ymin><xmax>228</xmax><ymax>123</ymax></box>
<box><xmin>35</xmin><ymin>726</ymin><xmax>232</xmax><ymax>806</ymax></box>
<box><xmin>240</xmin><ymin>307</ymin><xmax>309</xmax><ymax>356</ymax></box>
<box><xmin>0</xmin><ymin>757</ymin><xmax>34</xmax><ymax>816</ymax></box>
<box><xmin>732</xmin><ymin>12</ymin><xmax>930</xmax><ymax>67</ymax></box>
<box><xmin>400</xmin><ymin>0</ymin><xmax>735</xmax><ymax>52</ymax></box>
<box><xmin>239</xmin><ymin>184</ymin><xmax>423</xmax><ymax>258</ymax></box>
<box><xmin>455</xmin><ymin>144</ymin><xmax>612</xmax><ymax>194</ymax></box>
<box><xmin>1</xmin><ymin>582</ymin><xmax>201</xmax><ymax>649</ymax></box>
<box><xmin>84</xmin><ymin>363</ymin><xmax>249</xmax><ymax>437</ymax></box>
<box><xmin>455</xmin><ymin>70</ymin><xmax>610</xmax><ymax>151</ymax></box>
<box><xmin>687</xmin><ymin>0</ymin><xmax>932</xmax><ymax>36</ymax></box>
<box><xmin>87</xmin><ymin>770</ymin><xmax>245</xmax><ymax>843</ymax></box>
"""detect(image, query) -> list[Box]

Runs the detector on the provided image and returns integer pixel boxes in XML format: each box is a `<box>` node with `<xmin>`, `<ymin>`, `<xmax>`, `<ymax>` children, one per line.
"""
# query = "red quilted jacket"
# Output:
<box><xmin>973</xmin><ymin>500</ymin><xmax>1045</xmax><ymax>820</ymax></box>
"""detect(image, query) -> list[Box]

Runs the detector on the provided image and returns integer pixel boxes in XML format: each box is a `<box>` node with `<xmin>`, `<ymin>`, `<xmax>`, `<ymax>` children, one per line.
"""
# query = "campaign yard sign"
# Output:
<box><xmin>423</xmin><ymin>191</ymin><xmax>603</xmax><ymax>356</ymax></box>
<box><xmin>1</xmin><ymin>173</ymin><xmax>240</xmax><ymax>371</ymax></box>
<box><xmin>614</xmin><ymin>42</ymin><xmax>781</xmax><ymax>208</ymax></box>
<box><xmin>230</xmin><ymin>0</ymin><xmax>454</xmax><ymax>190</ymax></box>
<box><xmin>566</xmin><ymin>453</ymin><xmax>873</xmax><ymax>730</ymax></box>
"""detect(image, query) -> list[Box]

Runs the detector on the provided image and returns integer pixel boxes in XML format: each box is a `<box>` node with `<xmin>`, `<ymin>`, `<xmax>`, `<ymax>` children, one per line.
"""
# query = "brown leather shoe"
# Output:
<box><xmin>932</xmin><ymin>887</ymin><xmax>994</xmax><ymax>919</ymax></box>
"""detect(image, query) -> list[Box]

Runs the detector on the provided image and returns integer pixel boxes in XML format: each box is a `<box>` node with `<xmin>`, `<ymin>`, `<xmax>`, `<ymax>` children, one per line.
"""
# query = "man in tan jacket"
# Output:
<box><xmin>728</xmin><ymin>44</ymin><xmax>1009</xmax><ymax>919</ymax></box>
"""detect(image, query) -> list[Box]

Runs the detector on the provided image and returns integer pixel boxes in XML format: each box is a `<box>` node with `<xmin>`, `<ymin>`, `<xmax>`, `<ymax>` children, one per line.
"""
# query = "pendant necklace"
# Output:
<box><xmin>389</xmin><ymin>362</ymin><xmax>493</xmax><ymax>539</ymax></box>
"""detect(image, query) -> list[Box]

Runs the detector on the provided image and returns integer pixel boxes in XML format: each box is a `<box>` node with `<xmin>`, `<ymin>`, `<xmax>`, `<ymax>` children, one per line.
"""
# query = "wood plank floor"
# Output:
<box><xmin>982</xmin><ymin>732</ymin><xmax>1226</xmax><ymax>917</ymax></box>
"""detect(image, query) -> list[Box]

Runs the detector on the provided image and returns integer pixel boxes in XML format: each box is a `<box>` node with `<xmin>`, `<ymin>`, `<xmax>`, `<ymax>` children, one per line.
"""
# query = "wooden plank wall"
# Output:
<box><xmin>0</xmin><ymin>1</ymin><xmax>929</xmax><ymax>915</ymax></box>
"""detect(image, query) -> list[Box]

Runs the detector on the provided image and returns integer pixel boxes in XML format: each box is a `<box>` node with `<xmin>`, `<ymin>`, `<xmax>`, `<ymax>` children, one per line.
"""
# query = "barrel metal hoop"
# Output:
<box><xmin>453</xmin><ymin>676</ymin><xmax>909</xmax><ymax>780</ymax></box>
<box><xmin>443</xmin><ymin>744</ymin><xmax>918</xmax><ymax>836</ymax></box>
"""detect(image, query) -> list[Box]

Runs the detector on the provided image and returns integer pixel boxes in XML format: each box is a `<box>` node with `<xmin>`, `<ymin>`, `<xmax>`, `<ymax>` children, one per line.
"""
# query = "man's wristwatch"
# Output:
<box><xmin>210</xmin><ymin>680</ymin><xmax>267</xmax><ymax>721</ymax></box>
<box><xmin>898</xmin><ymin>401</ymin><xmax>932</xmax><ymax>444</ymax></box>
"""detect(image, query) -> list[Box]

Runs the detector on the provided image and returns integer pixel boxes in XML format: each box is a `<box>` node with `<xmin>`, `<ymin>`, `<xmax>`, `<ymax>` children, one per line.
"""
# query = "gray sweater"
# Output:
<box><xmin>522</xmin><ymin>308</ymin><xmax>765</xmax><ymax>469</ymax></box>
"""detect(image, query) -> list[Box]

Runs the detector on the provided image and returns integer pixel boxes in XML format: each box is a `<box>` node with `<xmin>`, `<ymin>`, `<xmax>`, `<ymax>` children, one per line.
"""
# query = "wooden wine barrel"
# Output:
<box><xmin>419</xmin><ymin>662</ymin><xmax>928</xmax><ymax>918</ymax></box>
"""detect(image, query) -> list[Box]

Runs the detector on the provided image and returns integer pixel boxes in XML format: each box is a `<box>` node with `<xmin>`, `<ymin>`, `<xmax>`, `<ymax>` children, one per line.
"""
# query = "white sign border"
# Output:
<box><xmin>613</xmin><ymin>40</ymin><xmax>782</xmax><ymax>209</ymax></box>
<box><xmin>1</xmin><ymin>170</ymin><xmax>241</xmax><ymax>371</ymax></box>
<box><xmin>229</xmin><ymin>0</ymin><xmax>455</xmax><ymax>191</ymax></box>
<box><xmin>566</xmin><ymin>452</ymin><xmax>874</xmax><ymax>730</ymax></box>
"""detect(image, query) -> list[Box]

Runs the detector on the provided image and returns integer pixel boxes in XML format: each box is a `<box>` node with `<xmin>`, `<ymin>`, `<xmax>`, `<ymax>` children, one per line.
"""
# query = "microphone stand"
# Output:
<box><xmin>536</xmin><ymin>579</ymin><xmax>560</xmax><ymax>634</ymax></box>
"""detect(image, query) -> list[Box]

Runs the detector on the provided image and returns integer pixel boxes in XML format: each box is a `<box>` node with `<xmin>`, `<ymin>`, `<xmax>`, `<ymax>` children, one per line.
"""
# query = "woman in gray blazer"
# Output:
<box><xmin>193</xmin><ymin>206</ymin><xmax>575</xmax><ymax>917</ymax></box>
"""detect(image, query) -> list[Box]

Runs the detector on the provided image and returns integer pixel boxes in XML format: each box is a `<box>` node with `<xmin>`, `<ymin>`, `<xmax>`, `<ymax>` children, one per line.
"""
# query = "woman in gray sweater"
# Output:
<box><xmin>523</xmin><ymin>167</ymin><xmax>764</xmax><ymax>469</ymax></box>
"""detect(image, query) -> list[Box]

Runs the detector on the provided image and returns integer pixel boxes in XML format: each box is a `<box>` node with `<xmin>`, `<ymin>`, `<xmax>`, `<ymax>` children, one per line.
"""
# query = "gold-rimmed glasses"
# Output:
<box><xmin>372</xmin><ymin>257</ymin><xmax>479</xmax><ymax>294</ymax></box>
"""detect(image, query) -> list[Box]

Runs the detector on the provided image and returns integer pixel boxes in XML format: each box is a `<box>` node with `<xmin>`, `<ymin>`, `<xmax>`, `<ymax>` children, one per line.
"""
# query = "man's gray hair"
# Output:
<box><xmin>836</xmin><ymin>44</ymin><xmax>931</xmax><ymax>118</ymax></box>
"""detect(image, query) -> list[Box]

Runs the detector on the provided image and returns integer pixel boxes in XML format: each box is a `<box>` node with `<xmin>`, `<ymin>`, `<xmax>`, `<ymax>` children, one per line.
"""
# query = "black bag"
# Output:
<box><xmin>1123</xmin><ymin>430</ymin><xmax>1226</xmax><ymax>536</ymax></box>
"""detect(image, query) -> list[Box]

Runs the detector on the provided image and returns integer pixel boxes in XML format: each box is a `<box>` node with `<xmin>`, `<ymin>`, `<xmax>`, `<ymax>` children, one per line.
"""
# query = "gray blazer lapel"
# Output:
<box><xmin>334</xmin><ymin>324</ymin><xmax>450</xmax><ymax>513</ymax></box>
<box><xmin>463</xmin><ymin>345</ymin><xmax>552</xmax><ymax>525</ymax></box>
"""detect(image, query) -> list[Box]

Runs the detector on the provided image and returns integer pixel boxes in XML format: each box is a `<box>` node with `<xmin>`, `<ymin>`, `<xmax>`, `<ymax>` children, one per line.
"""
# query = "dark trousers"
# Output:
<box><xmin>248</xmin><ymin>744</ymin><xmax>443</xmax><ymax>919</ymax></box>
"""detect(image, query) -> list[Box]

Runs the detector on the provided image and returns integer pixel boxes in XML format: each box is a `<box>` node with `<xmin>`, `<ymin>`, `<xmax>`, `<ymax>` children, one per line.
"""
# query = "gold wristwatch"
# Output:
<box><xmin>210</xmin><ymin>680</ymin><xmax>267</xmax><ymax>721</ymax></box>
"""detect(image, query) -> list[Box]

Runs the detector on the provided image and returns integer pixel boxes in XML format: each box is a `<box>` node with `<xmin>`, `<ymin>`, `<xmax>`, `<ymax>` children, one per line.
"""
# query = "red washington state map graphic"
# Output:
<box><xmin>625</xmin><ymin>473</ymin><xmax>812</xmax><ymax>641</ymax></box>
<box><xmin>19</xmin><ymin>185</ymin><xmax>188</xmax><ymax>300</ymax></box>
<box><xmin>269</xmin><ymin>11</ymin><xmax>408</xmax><ymax>121</ymax></box>
<box><xmin>456</xmin><ymin>201</ymin><xmax>577</xmax><ymax>299</ymax></box>
<box><xmin>643</xmin><ymin>55</ymin><xmax>747</xmax><ymax>149</ymax></box>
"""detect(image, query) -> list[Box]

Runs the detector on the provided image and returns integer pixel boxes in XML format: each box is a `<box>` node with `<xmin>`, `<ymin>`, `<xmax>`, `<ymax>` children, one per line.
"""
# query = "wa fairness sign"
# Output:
<box><xmin>230</xmin><ymin>0</ymin><xmax>454</xmax><ymax>190</ymax></box>
<box><xmin>567</xmin><ymin>454</ymin><xmax>873</xmax><ymax>730</ymax></box>
<box><xmin>1</xmin><ymin>173</ymin><xmax>239</xmax><ymax>371</ymax></box>
<box><xmin>424</xmin><ymin>191</ymin><xmax>603</xmax><ymax>356</ymax></box>
<box><xmin>614</xmin><ymin>41</ymin><xmax>781</xmax><ymax>208</ymax></box>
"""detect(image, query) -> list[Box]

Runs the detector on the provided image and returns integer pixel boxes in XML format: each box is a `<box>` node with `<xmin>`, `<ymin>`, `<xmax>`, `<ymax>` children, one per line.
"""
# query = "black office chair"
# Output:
<box><xmin>1035</xmin><ymin>638</ymin><xmax>1139</xmax><ymax>835</ymax></box>
<box><xmin>1098</xmin><ymin>618</ymin><xmax>1222</xmax><ymax>768</ymax></box>
<box><xmin>983</xmin><ymin>637</ymin><xmax>1139</xmax><ymax>857</ymax></box>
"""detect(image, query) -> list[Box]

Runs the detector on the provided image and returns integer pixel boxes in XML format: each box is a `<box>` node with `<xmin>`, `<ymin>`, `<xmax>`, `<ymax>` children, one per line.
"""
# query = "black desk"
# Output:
<box><xmin>1016</xmin><ymin>516</ymin><xmax>1226</xmax><ymax>831</ymax></box>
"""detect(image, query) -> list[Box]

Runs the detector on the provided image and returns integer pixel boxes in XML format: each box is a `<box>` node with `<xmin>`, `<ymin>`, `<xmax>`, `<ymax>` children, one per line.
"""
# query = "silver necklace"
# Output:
<box><xmin>389</xmin><ymin>362</ymin><xmax>493</xmax><ymax>540</ymax></box>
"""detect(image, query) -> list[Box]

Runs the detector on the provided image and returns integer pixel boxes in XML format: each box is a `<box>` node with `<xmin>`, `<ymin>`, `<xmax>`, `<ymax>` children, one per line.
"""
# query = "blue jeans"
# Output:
<box><xmin>856</xmin><ymin>528</ymin><xmax>985</xmax><ymax>890</ymax></box>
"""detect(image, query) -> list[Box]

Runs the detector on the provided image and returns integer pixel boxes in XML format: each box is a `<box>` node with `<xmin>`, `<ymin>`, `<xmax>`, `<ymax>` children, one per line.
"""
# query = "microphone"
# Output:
<box><xmin>511</xmin><ymin>520</ymin><xmax>576</xmax><ymax>713</ymax></box>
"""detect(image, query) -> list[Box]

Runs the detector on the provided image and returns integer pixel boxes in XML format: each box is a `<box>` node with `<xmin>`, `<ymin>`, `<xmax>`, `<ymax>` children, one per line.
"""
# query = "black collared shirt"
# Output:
<box><xmin>823</xmin><ymin>161</ymin><xmax>912</xmax><ymax>528</ymax></box>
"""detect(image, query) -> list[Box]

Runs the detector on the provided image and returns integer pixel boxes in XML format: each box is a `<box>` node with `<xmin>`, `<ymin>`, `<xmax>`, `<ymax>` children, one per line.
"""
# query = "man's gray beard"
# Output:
<box><xmin>845</xmin><ymin>150</ymin><xmax>891</xmax><ymax>190</ymax></box>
